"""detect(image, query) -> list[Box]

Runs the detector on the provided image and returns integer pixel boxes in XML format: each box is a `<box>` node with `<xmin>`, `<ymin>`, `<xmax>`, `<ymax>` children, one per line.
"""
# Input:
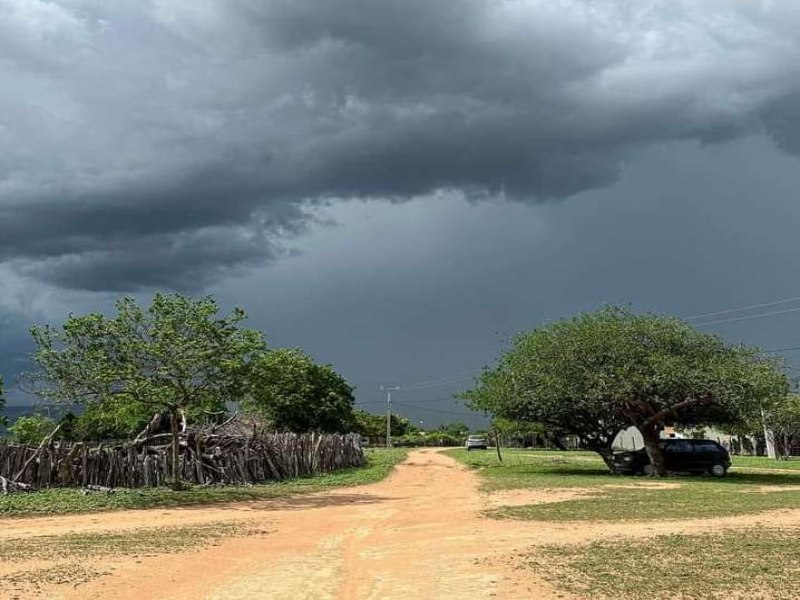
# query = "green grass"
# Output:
<box><xmin>446</xmin><ymin>448</ymin><xmax>618</xmax><ymax>490</ymax></box>
<box><xmin>490</xmin><ymin>483</ymin><xmax>800</xmax><ymax>521</ymax></box>
<box><xmin>527</xmin><ymin>527</ymin><xmax>800</xmax><ymax>599</ymax></box>
<box><xmin>447</xmin><ymin>448</ymin><xmax>800</xmax><ymax>521</ymax></box>
<box><xmin>0</xmin><ymin>522</ymin><xmax>259</xmax><ymax>563</ymax></box>
<box><xmin>732</xmin><ymin>455</ymin><xmax>800</xmax><ymax>470</ymax></box>
<box><xmin>0</xmin><ymin>448</ymin><xmax>408</xmax><ymax>518</ymax></box>
<box><xmin>0</xmin><ymin>522</ymin><xmax>266</xmax><ymax>594</ymax></box>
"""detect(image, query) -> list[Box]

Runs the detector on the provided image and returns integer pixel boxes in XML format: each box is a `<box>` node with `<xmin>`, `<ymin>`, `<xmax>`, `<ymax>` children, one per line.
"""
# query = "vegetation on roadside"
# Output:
<box><xmin>28</xmin><ymin>294</ymin><xmax>266</xmax><ymax>488</ymax></box>
<box><xmin>448</xmin><ymin>448</ymin><xmax>613</xmax><ymax>490</ymax></box>
<box><xmin>527</xmin><ymin>527</ymin><xmax>800</xmax><ymax>599</ymax></box>
<box><xmin>2</xmin><ymin>563</ymin><xmax>112</xmax><ymax>593</ymax></box>
<box><xmin>0</xmin><ymin>522</ymin><xmax>267</xmax><ymax>595</ymax></box>
<box><xmin>489</xmin><ymin>483</ymin><xmax>800</xmax><ymax>521</ymax></box>
<box><xmin>0</xmin><ymin>448</ymin><xmax>407</xmax><ymax>518</ymax></box>
<box><xmin>243</xmin><ymin>348</ymin><xmax>356</xmax><ymax>433</ymax></box>
<box><xmin>0</xmin><ymin>522</ymin><xmax>258</xmax><ymax>563</ymax></box>
<box><xmin>447</xmin><ymin>448</ymin><xmax>800</xmax><ymax>520</ymax></box>
<box><xmin>7</xmin><ymin>413</ymin><xmax>57</xmax><ymax>444</ymax></box>
<box><xmin>462</xmin><ymin>306</ymin><xmax>788</xmax><ymax>474</ymax></box>
<box><xmin>733</xmin><ymin>455</ymin><xmax>800</xmax><ymax>470</ymax></box>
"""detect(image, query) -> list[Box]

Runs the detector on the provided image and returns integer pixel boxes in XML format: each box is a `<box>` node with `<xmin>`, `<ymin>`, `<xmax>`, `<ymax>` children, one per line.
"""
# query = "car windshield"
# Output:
<box><xmin>468</xmin><ymin>436</ymin><xmax>484</xmax><ymax>441</ymax></box>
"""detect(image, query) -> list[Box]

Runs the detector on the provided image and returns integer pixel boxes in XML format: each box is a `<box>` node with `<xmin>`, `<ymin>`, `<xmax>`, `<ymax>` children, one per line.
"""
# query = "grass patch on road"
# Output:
<box><xmin>448</xmin><ymin>448</ymin><xmax>800</xmax><ymax>521</ymax></box>
<box><xmin>0</xmin><ymin>522</ymin><xmax>257</xmax><ymax>563</ymax></box>
<box><xmin>0</xmin><ymin>448</ymin><xmax>408</xmax><ymax>518</ymax></box>
<box><xmin>2</xmin><ymin>563</ymin><xmax>112</xmax><ymax>592</ymax></box>
<box><xmin>0</xmin><ymin>522</ymin><xmax>262</xmax><ymax>595</ymax></box>
<box><xmin>528</xmin><ymin>527</ymin><xmax>800</xmax><ymax>599</ymax></box>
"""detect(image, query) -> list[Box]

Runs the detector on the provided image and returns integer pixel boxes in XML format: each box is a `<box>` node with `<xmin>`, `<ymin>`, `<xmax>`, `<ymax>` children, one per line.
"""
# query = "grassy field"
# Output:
<box><xmin>0</xmin><ymin>447</ymin><xmax>407</xmax><ymax>518</ymax></box>
<box><xmin>528</xmin><ymin>527</ymin><xmax>800</xmax><ymax>600</ymax></box>
<box><xmin>732</xmin><ymin>455</ymin><xmax>800</xmax><ymax>470</ymax></box>
<box><xmin>447</xmin><ymin>448</ymin><xmax>800</xmax><ymax>521</ymax></box>
<box><xmin>449</xmin><ymin>448</ymin><xmax>800</xmax><ymax>598</ymax></box>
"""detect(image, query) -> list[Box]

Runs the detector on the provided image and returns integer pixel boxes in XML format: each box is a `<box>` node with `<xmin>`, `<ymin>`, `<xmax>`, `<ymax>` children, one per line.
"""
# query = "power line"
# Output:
<box><xmin>399</xmin><ymin>405</ymin><xmax>479</xmax><ymax>417</ymax></box>
<box><xmin>357</xmin><ymin>395</ymin><xmax>460</xmax><ymax>407</ymax></box>
<box><xmin>400</xmin><ymin>377</ymin><xmax>470</xmax><ymax>391</ymax></box>
<box><xmin>394</xmin><ymin>395</ymin><xmax>458</xmax><ymax>405</ymax></box>
<box><xmin>692</xmin><ymin>306</ymin><xmax>800</xmax><ymax>327</ymax></box>
<box><xmin>399</xmin><ymin>371</ymin><xmax>474</xmax><ymax>390</ymax></box>
<box><xmin>684</xmin><ymin>295</ymin><xmax>800</xmax><ymax>321</ymax></box>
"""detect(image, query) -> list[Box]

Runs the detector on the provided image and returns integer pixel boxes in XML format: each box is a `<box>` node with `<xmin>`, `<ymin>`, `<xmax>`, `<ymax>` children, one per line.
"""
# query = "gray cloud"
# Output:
<box><xmin>3</xmin><ymin>1</ymin><xmax>800</xmax><ymax>290</ymax></box>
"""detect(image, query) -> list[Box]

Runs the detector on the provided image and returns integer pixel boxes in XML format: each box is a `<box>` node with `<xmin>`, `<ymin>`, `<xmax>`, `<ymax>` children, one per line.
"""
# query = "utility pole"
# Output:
<box><xmin>380</xmin><ymin>385</ymin><xmax>400</xmax><ymax>448</ymax></box>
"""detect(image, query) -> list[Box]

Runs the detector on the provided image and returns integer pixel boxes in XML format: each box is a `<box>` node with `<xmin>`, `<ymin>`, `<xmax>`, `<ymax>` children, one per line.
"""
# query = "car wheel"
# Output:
<box><xmin>642</xmin><ymin>464</ymin><xmax>655</xmax><ymax>476</ymax></box>
<box><xmin>710</xmin><ymin>464</ymin><xmax>727</xmax><ymax>478</ymax></box>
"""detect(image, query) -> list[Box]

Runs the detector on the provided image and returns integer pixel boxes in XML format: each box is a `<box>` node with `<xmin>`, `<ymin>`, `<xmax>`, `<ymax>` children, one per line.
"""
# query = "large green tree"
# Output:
<box><xmin>30</xmin><ymin>294</ymin><xmax>265</xmax><ymax>488</ymax></box>
<box><xmin>352</xmin><ymin>410</ymin><xmax>411</xmax><ymax>442</ymax></box>
<box><xmin>464</xmin><ymin>350</ymin><xmax>627</xmax><ymax>469</ymax></box>
<box><xmin>243</xmin><ymin>349</ymin><xmax>355</xmax><ymax>433</ymax></box>
<box><xmin>464</xmin><ymin>307</ymin><xmax>787</xmax><ymax>475</ymax></box>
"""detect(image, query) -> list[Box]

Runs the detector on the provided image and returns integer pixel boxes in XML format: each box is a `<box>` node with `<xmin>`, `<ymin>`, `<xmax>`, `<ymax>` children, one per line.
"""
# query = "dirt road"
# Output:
<box><xmin>3</xmin><ymin>449</ymin><xmax>799</xmax><ymax>599</ymax></box>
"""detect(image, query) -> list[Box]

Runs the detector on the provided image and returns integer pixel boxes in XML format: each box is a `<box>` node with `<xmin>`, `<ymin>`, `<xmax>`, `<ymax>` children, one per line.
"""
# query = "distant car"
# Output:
<box><xmin>465</xmin><ymin>435</ymin><xmax>488</xmax><ymax>451</ymax></box>
<box><xmin>612</xmin><ymin>439</ymin><xmax>731</xmax><ymax>477</ymax></box>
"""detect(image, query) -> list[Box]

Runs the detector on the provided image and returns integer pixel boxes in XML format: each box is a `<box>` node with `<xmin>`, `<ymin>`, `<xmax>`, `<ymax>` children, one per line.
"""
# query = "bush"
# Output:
<box><xmin>9</xmin><ymin>414</ymin><xmax>57</xmax><ymax>445</ymax></box>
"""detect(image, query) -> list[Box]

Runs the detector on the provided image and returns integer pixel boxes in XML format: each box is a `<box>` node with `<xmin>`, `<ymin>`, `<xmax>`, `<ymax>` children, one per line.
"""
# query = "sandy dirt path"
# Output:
<box><xmin>3</xmin><ymin>449</ymin><xmax>800</xmax><ymax>600</ymax></box>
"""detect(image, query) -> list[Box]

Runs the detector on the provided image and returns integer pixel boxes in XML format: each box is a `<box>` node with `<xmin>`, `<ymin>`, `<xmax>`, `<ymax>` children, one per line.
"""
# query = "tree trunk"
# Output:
<box><xmin>761</xmin><ymin>407</ymin><xmax>777</xmax><ymax>459</ymax></box>
<box><xmin>169</xmin><ymin>407</ymin><xmax>182</xmax><ymax>490</ymax></box>
<box><xmin>492</xmin><ymin>429</ymin><xmax>503</xmax><ymax>463</ymax></box>
<box><xmin>641</xmin><ymin>426</ymin><xmax>666</xmax><ymax>477</ymax></box>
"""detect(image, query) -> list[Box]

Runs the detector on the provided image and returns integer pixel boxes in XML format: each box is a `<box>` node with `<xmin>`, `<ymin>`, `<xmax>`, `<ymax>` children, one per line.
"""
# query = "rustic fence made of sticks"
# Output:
<box><xmin>0</xmin><ymin>432</ymin><xmax>365</xmax><ymax>489</ymax></box>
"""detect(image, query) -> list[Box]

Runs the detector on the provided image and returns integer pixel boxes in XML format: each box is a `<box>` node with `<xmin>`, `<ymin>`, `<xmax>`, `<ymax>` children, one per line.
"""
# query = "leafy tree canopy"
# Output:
<box><xmin>29</xmin><ymin>293</ymin><xmax>265</xmax><ymax>486</ymax></box>
<box><xmin>464</xmin><ymin>307</ymin><xmax>787</xmax><ymax>474</ymax></box>
<box><xmin>243</xmin><ymin>348</ymin><xmax>355</xmax><ymax>433</ymax></box>
<box><xmin>352</xmin><ymin>410</ymin><xmax>413</xmax><ymax>440</ymax></box>
<box><xmin>9</xmin><ymin>413</ymin><xmax>56</xmax><ymax>445</ymax></box>
<box><xmin>59</xmin><ymin>401</ymin><xmax>152</xmax><ymax>442</ymax></box>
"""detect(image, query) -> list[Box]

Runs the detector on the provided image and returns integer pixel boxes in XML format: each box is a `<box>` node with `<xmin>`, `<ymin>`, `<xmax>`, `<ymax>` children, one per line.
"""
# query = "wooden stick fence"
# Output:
<box><xmin>0</xmin><ymin>432</ymin><xmax>365</xmax><ymax>490</ymax></box>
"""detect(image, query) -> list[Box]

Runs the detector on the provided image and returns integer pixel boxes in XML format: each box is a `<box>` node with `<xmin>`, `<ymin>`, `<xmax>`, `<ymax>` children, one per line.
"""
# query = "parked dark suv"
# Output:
<box><xmin>612</xmin><ymin>439</ymin><xmax>731</xmax><ymax>477</ymax></box>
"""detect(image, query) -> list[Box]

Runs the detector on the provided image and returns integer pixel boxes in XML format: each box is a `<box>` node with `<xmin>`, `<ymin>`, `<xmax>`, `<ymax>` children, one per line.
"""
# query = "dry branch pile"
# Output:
<box><xmin>0</xmin><ymin>431</ymin><xmax>365</xmax><ymax>491</ymax></box>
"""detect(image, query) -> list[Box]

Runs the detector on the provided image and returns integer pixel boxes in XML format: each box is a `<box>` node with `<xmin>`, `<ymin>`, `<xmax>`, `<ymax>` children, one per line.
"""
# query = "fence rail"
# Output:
<box><xmin>0</xmin><ymin>432</ymin><xmax>365</xmax><ymax>489</ymax></box>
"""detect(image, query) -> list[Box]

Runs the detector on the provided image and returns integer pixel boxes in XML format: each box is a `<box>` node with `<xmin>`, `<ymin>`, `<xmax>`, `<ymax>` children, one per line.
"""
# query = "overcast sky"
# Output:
<box><xmin>3</xmin><ymin>1</ymin><xmax>800</xmax><ymax>426</ymax></box>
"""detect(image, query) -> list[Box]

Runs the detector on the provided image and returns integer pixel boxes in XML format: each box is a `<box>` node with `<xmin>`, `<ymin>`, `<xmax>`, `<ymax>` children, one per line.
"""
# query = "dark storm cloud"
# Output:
<box><xmin>3</xmin><ymin>0</ymin><xmax>800</xmax><ymax>290</ymax></box>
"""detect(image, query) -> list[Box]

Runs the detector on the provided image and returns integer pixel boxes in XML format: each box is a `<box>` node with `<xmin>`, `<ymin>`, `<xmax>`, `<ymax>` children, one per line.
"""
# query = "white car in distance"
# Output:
<box><xmin>464</xmin><ymin>435</ymin><xmax>488</xmax><ymax>451</ymax></box>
